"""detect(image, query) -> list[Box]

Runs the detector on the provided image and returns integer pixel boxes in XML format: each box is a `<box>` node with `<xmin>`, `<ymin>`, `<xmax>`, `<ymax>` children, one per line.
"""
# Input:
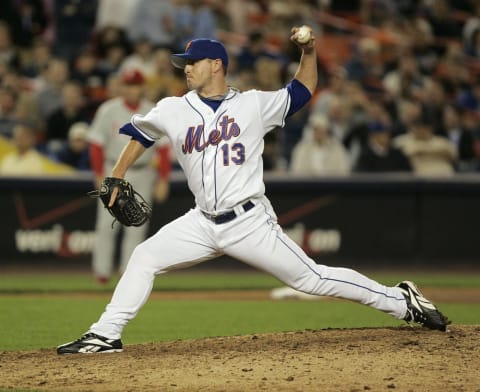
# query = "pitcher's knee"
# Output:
<box><xmin>125</xmin><ymin>243</ymin><xmax>158</xmax><ymax>274</ymax></box>
<box><xmin>288</xmin><ymin>271</ymin><xmax>323</xmax><ymax>295</ymax></box>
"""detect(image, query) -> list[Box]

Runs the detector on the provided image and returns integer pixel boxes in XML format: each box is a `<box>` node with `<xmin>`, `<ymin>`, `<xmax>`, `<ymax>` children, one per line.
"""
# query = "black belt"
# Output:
<box><xmin>202</xmin><ymin>201</ymin><xmax>255</xmax><ymax>224</ymax></box>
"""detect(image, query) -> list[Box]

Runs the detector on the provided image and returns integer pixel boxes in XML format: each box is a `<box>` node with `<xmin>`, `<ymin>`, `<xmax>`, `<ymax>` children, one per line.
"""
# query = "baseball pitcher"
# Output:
<box><xmin>58</xmin><ymin>26</ymin><xmax>449</xmax><ymax>354</ymax></box>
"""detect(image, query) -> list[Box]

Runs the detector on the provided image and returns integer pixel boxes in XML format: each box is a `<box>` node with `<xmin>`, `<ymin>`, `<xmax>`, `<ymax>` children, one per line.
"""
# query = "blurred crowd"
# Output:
<box><xmin>1</xmin><ymin>0</ymin><xmax>480</xmax><ymax>177</ymax></box>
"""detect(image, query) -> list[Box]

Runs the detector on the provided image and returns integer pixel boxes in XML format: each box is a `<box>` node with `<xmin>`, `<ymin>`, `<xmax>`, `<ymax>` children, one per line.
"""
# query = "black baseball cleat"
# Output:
<box><xmin>57</xmin><ymin>332</ymin><xmax>123</xmax><ymax>354</ymax></box>
<box><xmin>396</xmin><ymin>281</ymin><xmax>451</xmax><ymax>331</ymax></box>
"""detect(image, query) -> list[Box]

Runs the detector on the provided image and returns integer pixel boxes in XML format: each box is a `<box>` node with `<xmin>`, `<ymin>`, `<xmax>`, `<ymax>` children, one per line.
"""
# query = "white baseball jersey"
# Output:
<box><xmin>131</xmin><ymin>88</ymin><xmax>290</xmax><ymax>213</ymax></box>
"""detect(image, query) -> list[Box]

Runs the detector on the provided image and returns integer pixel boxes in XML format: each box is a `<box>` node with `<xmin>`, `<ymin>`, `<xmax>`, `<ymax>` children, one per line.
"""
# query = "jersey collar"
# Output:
<box><xmin>188</xmin><ymin>87</ymin><xmax>239</xmax><ymax>102</ymax></box>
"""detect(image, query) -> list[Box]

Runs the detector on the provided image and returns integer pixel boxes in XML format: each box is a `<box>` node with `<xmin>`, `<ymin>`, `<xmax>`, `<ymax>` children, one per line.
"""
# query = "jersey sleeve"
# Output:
<box><xmin>286</xmin><ymin>79</ymin><xmax>312</xmax><ymax>117</ymax></box>
<box><xmin>253</xmin><ymin>88</ymin><xmax>291</xmax><ymax>134</ymax></box>
<box><xmin>130</xmin><ymin>98</ymin><xmax>174</xmax><ymax>141</ymax></box>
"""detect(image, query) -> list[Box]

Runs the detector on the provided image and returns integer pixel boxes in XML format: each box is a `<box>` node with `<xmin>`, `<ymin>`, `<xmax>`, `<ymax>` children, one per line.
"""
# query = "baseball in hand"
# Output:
<box><xmin>295</xmin><ymin>26</ymin><xmax>312</xmax><ymax>44</ymax></box>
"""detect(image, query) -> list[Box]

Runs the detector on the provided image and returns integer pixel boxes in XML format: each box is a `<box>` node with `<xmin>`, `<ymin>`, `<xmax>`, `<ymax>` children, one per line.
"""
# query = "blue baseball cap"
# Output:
<box><xmin>171</xmin><ymin>39</ymin><xmax>229</xmax><ymax>69</ymax></box>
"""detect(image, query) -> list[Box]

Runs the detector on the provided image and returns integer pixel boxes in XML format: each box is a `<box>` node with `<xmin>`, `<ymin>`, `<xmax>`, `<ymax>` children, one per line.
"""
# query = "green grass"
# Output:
<box><xmin>0</xmin><ymin>296</ymin><xmax>477</xmax><ymax>351</ymax></box>
<box><xmin>0</xmin><ymin>272</ymin><xmax>283</xmax><ymax>293</ymax></box>
<box><xmin>0</xmin><ymin>271</ymin><xmax>479</xmax><ymax>351</ymax></box>
<box><xmin>1</xmin><ymin>271</ymin><xmax>480</xmax><ymax>293</ymax></box>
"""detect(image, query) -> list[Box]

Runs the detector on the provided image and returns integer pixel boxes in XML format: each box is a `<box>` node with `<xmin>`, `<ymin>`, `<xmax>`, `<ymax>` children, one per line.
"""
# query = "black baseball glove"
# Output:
<box><xmin>88</xmin><ymin>177</ymin><xmax>151</xmax><ymax>227</ymax></box>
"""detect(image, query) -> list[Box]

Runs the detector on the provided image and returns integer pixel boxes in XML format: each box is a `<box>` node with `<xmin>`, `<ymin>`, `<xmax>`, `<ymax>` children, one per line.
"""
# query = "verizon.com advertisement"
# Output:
<box><xmin>1</xmin><ymin>177</ymin><xmax>479</xmax><ymax>265</ymax></box>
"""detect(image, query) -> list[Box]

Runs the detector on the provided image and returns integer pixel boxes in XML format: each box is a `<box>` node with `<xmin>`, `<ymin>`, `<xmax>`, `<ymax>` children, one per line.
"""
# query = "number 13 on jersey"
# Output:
<box><xmin>221</xmin><ymin>143</ymin><xmax>245</xmax><ymax>165</ymax></box>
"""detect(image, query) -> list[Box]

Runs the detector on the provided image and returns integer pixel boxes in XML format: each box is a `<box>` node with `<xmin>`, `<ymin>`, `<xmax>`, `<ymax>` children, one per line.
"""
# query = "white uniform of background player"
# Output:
<box><xmin>88</xmin><ymin>69</ymin><xmax>169</xmax><ymax>282</ymax></box>
<box><xmin>81</xmin><ymin>30</ymin><xmax>413</xmax><ymax>341</ymax></box>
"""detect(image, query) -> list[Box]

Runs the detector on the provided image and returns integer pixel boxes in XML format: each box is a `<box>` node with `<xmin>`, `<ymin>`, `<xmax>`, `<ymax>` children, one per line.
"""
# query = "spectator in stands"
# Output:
<box><xmin>0</xmin><ymin>0</ymin><xmax>47</xmax><ymax>48</ymax></box>
<box><xmin>391</xmin><ymin>98</ymin><xmax>422</xmax><ymax>137</ymax></box>
<box><xmin>462</xmin><ymin>3</ymin><xmax>480</xmax><ymax>56</ymax></box>
<box><xmin>463</xmin><ymin>26</ymin><xmax>480</xmax><ymax>58</ymax></box>
<box><xmin>92</xmin><ymin>25</ymin><xmax>131</xmax><ymax>60</ymax></box>
<box><xmin>435</xmin><ymin>42</ymin><xmax>470</xmax><ymax>99</ymax></box>
<box><xmin>174</xmin><ymin>0</ymin><xmax>217</xmax><ymax>51</ymax></box>
<box><xmin>0</xmin><ymin>21</ymin><xmax>20</xmax><ymax>71</ymax></box>
<box><xmin>383</xmin><ymin>54</ymin><xmax>430</xmax><ymax>101</ymax></box>
<box><xmin>0</xmin><ymin>85</ymin><xmax>18</xmax><ymax>138</ymax></box>
<box><xmin>55</xmin><ymin>122</ymin><xmax>90</xmax><ymax>171</ymax></box>
<box><xmin>236</xmin><ymin>31</ymin><xmax>278</xmax><ymax>71</ymax></box>
<box><xmin>95</xmin><ymin>0</ymin><xmax>141</xmax><ymax>32</ymax></box>
<box><xmin>312</xmin><ymin>66</ymin><xmax>348</xmax><ymax>118</ymax></box>
<box><xmin>0</xmin><ymin>121</ymin><xmax>45</xmax><ymax>175</ymax></box>
<box><xmin>104</xmin><ymin>72</ymin><xmax>122</xmax><ymax>100</ymax></box>
<box><xmin>119</xmin><ymin>38</ymin><xmax>157</xmax><ymax>77</ymax></box>
<box><xmin>354</xmin><ymin>121</ymin><xmax>412</xmax><ymax>173</ymax></box>
<box><xmin>325</xmin><ymin>86</ymin><xmax>369</xmax><ymax>166</ymax></box>
<box><xmin>224</xmin><ymin>0</ymin><xmax>261</xmax><ymax>34</ymax></box>
<box><xmin>393</xmin><ymin>113</ymin><xmax>457</xmax><ymax>176</ymax></box>
<box><xmin>70</xmin><ymin>47</ymin><xmax>102</xmax><ymax>87</ymax></box>
<box><xmin>51</xmin><ymin>0</ymin><xmax>97</xmax><ymax>62</ymax></box>
<box><xmin>440</xmin><ymin>104</ymin><xmax>475</xmax><ymax>171</ymax></box>
<box><xmin>422</xmin><ymin>79</ymin><xmax>449</xmax><ymax>134</ymax></box>
<box><xmin>1</xmin><ymin>69</ymin><xmax>41</xmax><ymax>128</ymax></box>
<box><xmin>359</xmin><ymin>0</ymin><xmax>397</xmax><ymax>27</ymax></box>
<box><xmin>409</xmin><ymin>17</ymin><xmax>439</xmax><ymax>76</ymax></box>
<box><xmin>19</xmin><ymin>37</ymin><xmax>53</xmax><ymax>78</ymax></box>
<box><xmin>143</xmin><ymin>48</ymin><xmax>186</xmax><ymax>102</ymax></box>
<box><xmin>290</xmin><ymin>114</ymin><xmax>351</xmax><ymax>176</ymax></box>
<box><xmin>456</xmin><ymin>78</ymin><xmax>480</xmax><ymax>114</ymax></box>
<box><xmin>127</xmin><ymin>0</ymin><xmax>176</xmax><ymax>49</ymax></box>
<box><xmin>325</xmin><ymin>95</ymin><xmax>351</xmax><ymax>144</ymax></box>
<box><xmin>252</xmin><ymin>56</ymin><xmax>283</xmax><ymax>91</ymax></box>
<box><xmin>35</xmin><ymin>57</ymin><xmax>70</xmax><ymax>120</ymax></box>
<box><xmin>94</xmin><ymin>43</ymin><xmax>128</xmax><ymax>84</ymax></box>
<box><xmin>425</xmin><ymin>0</ymin><xmax>462</xmax><ymax>39</ymax></box>
<box><xmin>344</xmin><ymin>37</ymin><xmax>383</xmax><ymax>90</ymax></box>
<box><xmin>69</xmin><ymin>47</ymin><xmax>106</xmax><ymax>110</ymax></box>
<box><xmin>45</xmin><ymin>81</ymin><xmax>90</xmax><ymax>153</ymax></box>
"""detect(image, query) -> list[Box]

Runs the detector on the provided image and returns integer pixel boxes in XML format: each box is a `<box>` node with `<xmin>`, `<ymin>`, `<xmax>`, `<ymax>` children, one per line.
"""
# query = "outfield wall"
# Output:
<box><xmin>1</xmin><ymin>172</ymin><xmax>479</xmax><ymax>267</ymax></box>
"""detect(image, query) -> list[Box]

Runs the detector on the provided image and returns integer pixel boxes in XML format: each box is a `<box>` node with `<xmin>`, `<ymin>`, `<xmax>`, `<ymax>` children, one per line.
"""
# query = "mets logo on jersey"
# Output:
<box><xmin>181</xmin><ymin>115</ymin><xmax>240</xmax><ymax>154</ymax></box>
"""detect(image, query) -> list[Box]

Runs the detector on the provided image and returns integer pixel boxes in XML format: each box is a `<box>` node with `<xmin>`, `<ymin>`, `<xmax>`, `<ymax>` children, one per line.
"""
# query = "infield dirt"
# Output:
<box><xmin>1</xmin><ymin>324</ymin><xmax>479</xmax><ymax>392</ymax></box>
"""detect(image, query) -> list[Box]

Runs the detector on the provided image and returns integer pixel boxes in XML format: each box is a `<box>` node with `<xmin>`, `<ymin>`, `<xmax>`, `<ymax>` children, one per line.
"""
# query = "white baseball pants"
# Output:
<box><xmin>90</xmin><ymin>197</ymin><xmax>407</xmax><ymax>339</ymax></box>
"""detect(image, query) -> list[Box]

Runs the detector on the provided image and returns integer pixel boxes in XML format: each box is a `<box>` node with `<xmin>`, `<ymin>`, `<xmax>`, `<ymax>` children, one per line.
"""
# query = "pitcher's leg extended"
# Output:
<box><xmin>89</xmin><ymin>210</ymin><xmax>219</xmax><ymax>339</ymax></box>
<box><xmin>226</xmin><ymin>220</ymin><xmax>407</xmax><ymax>320</ymax></box>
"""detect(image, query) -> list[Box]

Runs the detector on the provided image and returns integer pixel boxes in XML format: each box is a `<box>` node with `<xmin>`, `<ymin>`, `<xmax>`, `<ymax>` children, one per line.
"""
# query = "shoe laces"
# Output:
<box><xmin>76</xmin><ymin>332</ymin><xmax>97</xmax><ymax>342</ymax></box>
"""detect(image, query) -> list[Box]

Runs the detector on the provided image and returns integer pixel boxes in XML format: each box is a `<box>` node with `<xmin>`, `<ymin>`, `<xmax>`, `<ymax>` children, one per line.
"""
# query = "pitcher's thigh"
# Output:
<box><xmin>225</xmin><ymin>222</ymin><xmax>320</xmax><ymax>289</ymax></box>
<box><xmin>225</xmin><ymin>221</ymin><xmax>406</xmax><ymax>318</ymax></box>
<box><xmin>128</xmin><ymin>210</ymin><xmax>219</xmax><ymax>273</ymax></box>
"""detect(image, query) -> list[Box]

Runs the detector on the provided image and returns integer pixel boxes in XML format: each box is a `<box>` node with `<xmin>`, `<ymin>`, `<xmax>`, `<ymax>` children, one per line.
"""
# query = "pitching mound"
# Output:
<box><xmin>1</xmin><ymin>325</ymin><xmax>479</xmax><ymax>391</ymax></box>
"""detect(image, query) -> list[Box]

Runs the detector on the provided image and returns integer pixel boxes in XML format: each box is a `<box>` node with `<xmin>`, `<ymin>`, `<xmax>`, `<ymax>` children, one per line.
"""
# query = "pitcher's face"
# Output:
<box><xmin>184</xmin><ymin>59</ymin><xmax>221</xmax><ymax>93</ymax></box>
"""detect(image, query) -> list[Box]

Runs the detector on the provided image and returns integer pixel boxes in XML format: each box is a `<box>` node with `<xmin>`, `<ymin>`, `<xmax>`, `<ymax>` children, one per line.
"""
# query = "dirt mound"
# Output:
<box><xmin>1</xmin><ymin>325</ymin><xmax>479</xmax><ymax>391</ymax></box>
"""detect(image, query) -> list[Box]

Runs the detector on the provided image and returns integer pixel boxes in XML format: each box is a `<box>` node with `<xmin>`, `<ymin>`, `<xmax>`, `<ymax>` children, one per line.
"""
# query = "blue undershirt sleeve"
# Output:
<box><xmin>119</xmin><ymin>122</ymin><xmax>155</xmax><ymax>148</ymax></box>
<box><xmin>286</xmin><ymin>79</ymin><xmax>312</xmax><ymax>117</ymax></box>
